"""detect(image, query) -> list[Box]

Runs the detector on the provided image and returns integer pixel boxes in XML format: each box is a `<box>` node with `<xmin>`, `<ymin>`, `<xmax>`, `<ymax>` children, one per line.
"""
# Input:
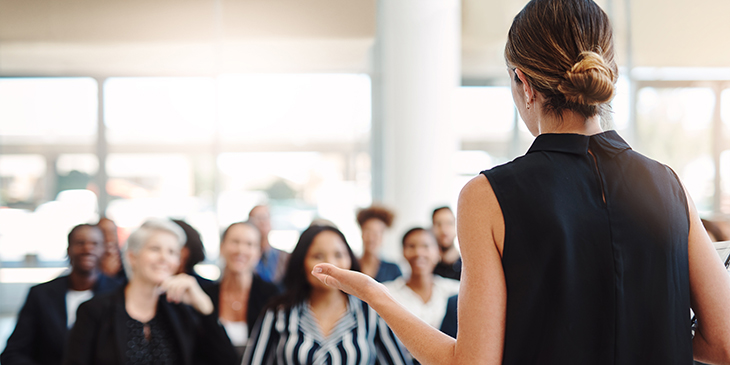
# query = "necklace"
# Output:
<box><xmin>231</xmin><ymin>300</ymin><xmax>243</xmax><ymax>311</ymax></box>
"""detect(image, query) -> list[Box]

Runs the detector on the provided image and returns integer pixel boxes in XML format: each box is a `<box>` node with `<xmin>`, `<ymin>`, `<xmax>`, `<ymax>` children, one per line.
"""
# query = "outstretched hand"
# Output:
<box><xmin>312</xmin><ymin>263</ymin><xmax>383</xmax><ymax>303</ymax></box>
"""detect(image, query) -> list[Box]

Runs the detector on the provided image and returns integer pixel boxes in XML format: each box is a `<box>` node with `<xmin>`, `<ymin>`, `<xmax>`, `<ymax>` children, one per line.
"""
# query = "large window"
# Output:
<box><xmin>104</xmin><ymin>78</ymin><xmax>216</xmax><ymax>144</ymax></box>
<box><xmin>0</xmin><ymin>74</ymin><xmax>373</xmax><ymax>265</ymax></box>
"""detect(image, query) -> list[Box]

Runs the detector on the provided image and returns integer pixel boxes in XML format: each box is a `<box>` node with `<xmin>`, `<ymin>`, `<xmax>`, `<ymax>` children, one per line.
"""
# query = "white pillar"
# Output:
<box><xmin>373</xmin><ymin>0</ymin><xmax>461</xmax><ymax>260</ymax></box>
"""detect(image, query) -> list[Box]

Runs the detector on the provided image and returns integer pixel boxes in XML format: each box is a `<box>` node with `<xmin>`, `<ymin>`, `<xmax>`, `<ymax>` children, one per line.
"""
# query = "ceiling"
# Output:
<box><xmin>1</xmin><ymin>0</ymin><xmax>729</xmax><ymax>81</ymax></box>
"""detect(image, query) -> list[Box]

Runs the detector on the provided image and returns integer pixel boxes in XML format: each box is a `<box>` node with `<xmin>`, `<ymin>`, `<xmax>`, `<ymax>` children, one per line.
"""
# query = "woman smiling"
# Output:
<box><xmin>63</xmin><ymin>218</ymin><xmax>236</xmax><ymax>365</ymax></box>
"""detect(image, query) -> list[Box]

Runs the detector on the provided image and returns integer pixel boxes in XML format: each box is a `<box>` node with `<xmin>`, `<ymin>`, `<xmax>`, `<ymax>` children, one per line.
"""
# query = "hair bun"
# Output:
<box><xmin>558</xmin><ymin>51</ymin><xmax>616</xmax><ymax>105</ymax></box>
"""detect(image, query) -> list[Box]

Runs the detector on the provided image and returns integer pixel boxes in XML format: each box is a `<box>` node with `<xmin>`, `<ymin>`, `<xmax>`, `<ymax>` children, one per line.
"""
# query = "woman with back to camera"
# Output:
<box><xmin>312</xmin><ymin>0</ymin><xmax>730</xmax><ymax>364</ymax></box>
<box><xmin>202</xmin><ymin>221</ymin><xmax>279</xmax><ymax>362</ymax></box>
<box><xmin>63</xmin><ymin>218</ymin><xmax>237</xmax><ymax>365</ymax></box>
<box><xmin>243</xmin><ymin>225</ymin><xmax>412</xmax><ymax>365</ymax></box>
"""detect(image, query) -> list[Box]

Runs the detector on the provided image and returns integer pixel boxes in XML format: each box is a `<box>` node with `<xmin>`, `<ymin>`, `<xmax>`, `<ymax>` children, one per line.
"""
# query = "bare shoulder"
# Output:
<box><xmin>457</xmin><ymin>174</ymin><xmax>505</xmax><ymax>256</ymax></box>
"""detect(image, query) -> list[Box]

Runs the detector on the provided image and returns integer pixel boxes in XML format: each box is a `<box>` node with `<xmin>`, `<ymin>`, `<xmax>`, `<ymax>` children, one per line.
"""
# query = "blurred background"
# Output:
<box><xmin>1</xmin><ymin>0</ymin><xmax>730</xmax><ymax>351</ymax></box>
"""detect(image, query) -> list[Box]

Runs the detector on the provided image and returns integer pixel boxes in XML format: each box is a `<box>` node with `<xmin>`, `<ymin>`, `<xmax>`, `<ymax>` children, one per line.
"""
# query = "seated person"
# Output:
<box><xmin>1</xmin><ymin>224</ymin><xmax>121</xmax><ymax>365</ymax></box>
<box><xmin>384</xmin><ymin>228</ymin><xmax>460</xmax><ymax>329</ymax></box>
<box><xmin>431</xmin><ymin>207</ymin><xmax>462</xmax><ymax>280</ymax></box>
<box><xmin>97</xmin><ymin>217</ymin><xmax>127</xmax><ymax>282</ymax></box>
<box><xmin>439</xmin><ymin>294</ymin><xmax>458</xmax><ymax>339</ymax></box>
<box><xmin>356</xmin><ymin>205</ymin><xmax>402</xmax><ymax>282</ymax></box>
<box><xmin>249</xmin><ymin>205</ymin><xmax>290</xmax><ymax>286</ymax></box>
<box><xmin>701</xmin><ymin>218</ymin><xmax>729</xmax><ymax>242</ymax></box>
<box><xmin>62</xmin><ymin>219</ymin><xmax>237</xmax><ymax>365</ymax></box>
<box><xmin>172</xmin><ymin>219</ymin><xmax>213</xmax><ymax>287</ymax></box>
<box><xmin>243</xmin><ymin>225</ymin><xmax>412</xmax><ymax>365</ymax></box>
<box><xmin>202</xmin><ymin>222</ymin><xmax>279</xmax><ymax>362</ymax></box>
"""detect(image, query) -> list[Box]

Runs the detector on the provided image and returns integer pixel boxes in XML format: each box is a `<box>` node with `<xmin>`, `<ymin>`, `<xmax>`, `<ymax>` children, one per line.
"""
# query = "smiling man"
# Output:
<box><xmin>1</xmin><ymin>224</ymin><xmax>122</xmax><ymax>365</ymax></box>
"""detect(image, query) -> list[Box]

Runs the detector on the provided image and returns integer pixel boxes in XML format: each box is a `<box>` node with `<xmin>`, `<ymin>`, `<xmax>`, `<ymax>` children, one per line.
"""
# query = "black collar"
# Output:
<box><xmin>526</xmin><ymin>130</ymin><xmax>631</xmax><ymax>158</ymax></box>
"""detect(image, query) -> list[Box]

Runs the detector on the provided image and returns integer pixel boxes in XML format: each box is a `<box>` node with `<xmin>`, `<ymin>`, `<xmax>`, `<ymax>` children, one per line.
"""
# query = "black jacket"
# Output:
<box><xmin>62</xmin><ymin>285</ymin><xmax>237</xmax><ymax>365</ymax></box>
<box><xmin>0</xmin><ymin>274</ymin><xmax>122</xmax><ymax>365</ymax></box>
<box><xmin>202</xmin><ymin>274</ymin><xmax>280</xmax><ymax>328</ymax></box>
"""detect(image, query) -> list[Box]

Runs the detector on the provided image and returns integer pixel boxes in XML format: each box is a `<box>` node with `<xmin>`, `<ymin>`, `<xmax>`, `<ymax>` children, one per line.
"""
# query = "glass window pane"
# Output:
<box><xmin>719</xmin><ymin>89</ymin><xmax>730</xmax><ymax>214</ymax></box>
<box><xmin>611</xmin><ymin>75</ymin><xmax>631</xmax><ymax>131</ymax></box>
<box><xmin>0</xmin><ymin>155</ymin><xmax>46</xmax><ymax>208</ymax></box>
<box><xmin>636</xmin><ymin>87</ymin><xmax>715</xmax><ymax>211</ymax></box>
<box><xmin>104</xmin><ymin>77</ymin><xmax>216</xmax><ymax>144</ymax></box>
<box><xmin>0</xmin><ymin>189</ymin><xmax>98</xmax><ymax>262</ymax></box>
<box><xmin>0</xmin><ymin>78</ymin><xmax>97</xmax><ymax>141</ymax></box>
<box><xmin>452</xmin><ymin>87</ymin><xmax>514</xmax><ymax>141</ymax></box>
<box><xmin>217</xmin><ymin>74</ymin><xmax>371</xmax><ymax>144</ymax></box>
<box><xmin>217</xmin><ymin>151</ymin><xmax>369</xmax><ymax>254</ymax></box>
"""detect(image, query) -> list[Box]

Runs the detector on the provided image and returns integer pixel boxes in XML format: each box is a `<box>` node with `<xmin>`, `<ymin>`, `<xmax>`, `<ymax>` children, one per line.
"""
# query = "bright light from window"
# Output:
<box><xmin>217</xmin><ymin>74</ymin><xmax>371</xmax><ymax>144</ymax></box>
<box><xmin>722</xmin><ymin>89</ymin><xmax>730</xmax><ymax>125</ymax></box>
<box><xmin>452</xmin><ymin>87</ymin><xmax>515</xmax><ymax>141</ymax></box>
<box><xmin>104</xmin><ymin>77</ymin><xmax>216</xmax><ymax>143</ymax></box>
<box><xmin>57</xmin><ymin>154</ymin><xmax>99</xmax><ymax>175</ymax></box>
<box><xmin>611</xmin><ymin>75</ymin><xmax>630</xmax><ymax>130</ymax></box>
<box><xmin>0</xmin><ymin>78</ymin><xmax>97</xmax><ymax>137</ymax></box>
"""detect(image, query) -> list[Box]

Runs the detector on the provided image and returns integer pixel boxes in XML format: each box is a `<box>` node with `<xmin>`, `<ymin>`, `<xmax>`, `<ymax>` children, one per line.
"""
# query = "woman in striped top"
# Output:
<box><xmin>243</xmin><ymin>225</ymin><xmax>412</xmax><ymax>365</ymax></box>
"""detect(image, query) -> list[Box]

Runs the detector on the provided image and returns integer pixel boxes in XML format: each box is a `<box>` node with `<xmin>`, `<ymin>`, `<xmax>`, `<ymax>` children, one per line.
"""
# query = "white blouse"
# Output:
<box><xmin>383</xmin><ymin>276</ymin><xmax>460</xmax><ymax>328</ymax></box>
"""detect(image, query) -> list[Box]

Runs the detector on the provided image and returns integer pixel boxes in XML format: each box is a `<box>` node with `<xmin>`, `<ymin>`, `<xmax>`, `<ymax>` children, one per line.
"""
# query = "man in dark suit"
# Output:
<box><xmin>1</xmin><ymin>224</ymin><xmax>122</xmax><ymax>365</ymax></box>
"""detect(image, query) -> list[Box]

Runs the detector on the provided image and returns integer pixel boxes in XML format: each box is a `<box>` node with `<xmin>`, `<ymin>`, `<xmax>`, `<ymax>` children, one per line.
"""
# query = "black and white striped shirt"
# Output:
<box><xmin>242</xmin><ymin>295</ymin><xmax>412</xmax><ymax>365</ymax></box>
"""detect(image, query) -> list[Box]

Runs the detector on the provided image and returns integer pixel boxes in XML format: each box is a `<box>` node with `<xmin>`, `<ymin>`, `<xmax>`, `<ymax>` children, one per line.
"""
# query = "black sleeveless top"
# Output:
<box><xmin>481</xmin><ymin>131</ymin><xmax>692</xmax><ymax>365</ymax></box>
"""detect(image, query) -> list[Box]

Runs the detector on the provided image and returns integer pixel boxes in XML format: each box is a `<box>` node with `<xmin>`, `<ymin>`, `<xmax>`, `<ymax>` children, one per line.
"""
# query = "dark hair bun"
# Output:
<box><xmin>558</xmin><ymin>51</ymin><xmax>616</xmax><ymax>106</ymax></box>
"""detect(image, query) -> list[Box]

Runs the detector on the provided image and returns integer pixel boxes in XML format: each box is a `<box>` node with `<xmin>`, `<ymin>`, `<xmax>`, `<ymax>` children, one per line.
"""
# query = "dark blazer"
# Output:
<box><xmin>0</xmin><ymin>274</ymin><xmax>122</xmax><ymax>365</ymax></box>
<box><xmin>202</xmin><ymin>274</ymin><xmax>280</xmax><ymax>333</ymax></box>
<box><xmin>373</xmin><ymin>260</ymin><xmax>402</xmax><ymax>283</ymax></box>
<box><xmin>439</xmin><ymin>294</ymin><xmax>458</xmax><ymax>338</ymax></box>
<box><xmin>62</xmin><ymin>286</ymin><xmax>237</xmax><ymax>365</ymax></box>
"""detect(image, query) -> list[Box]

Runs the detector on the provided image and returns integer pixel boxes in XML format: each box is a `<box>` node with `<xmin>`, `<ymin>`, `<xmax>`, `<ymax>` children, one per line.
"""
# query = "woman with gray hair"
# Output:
<box><xmin>63</xmin><ymin>218</ymin><xmax>237</xmax><ymax>365</ymax></box>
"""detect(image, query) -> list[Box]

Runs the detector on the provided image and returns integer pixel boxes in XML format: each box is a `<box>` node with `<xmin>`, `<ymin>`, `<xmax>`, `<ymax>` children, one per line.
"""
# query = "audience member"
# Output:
<box><xmin>172</xmin><ymin>219</ymin><xmax>212</xmax><ymax>287</ymax></box>
<box><xmin>97</xmin><ymin>217</ymin><xmax>126</xmax><ymax>281</ymax></box>
<box><xmin>62</xmin><ymin>219</ymin><xmax>236</xmax><ymax>365</ymax></box>
<box><xmin>243</xmin><ymin>225</ymin><xmax>412</xmax><ymax>365</ymax></box>
<box><xmin>202</xmin><ymin>222</ymin><xmax>279</xmax><ymax>362</ymax></box>
<box><xmin>384</xmin><ymin>228</ymin><xmax>459</xmax><ymax>330</ymax></box>
<box><xmin>1</xmin><ymin>224</ymin><xmax>121</xmax><ymax>365</ymax></box>
<box><xmin>309</xmin><ymin>217</ymin><xmax>337</xmax><ymax>228</ymax></box>
<box><xmin>701</xmin><ymin>218</ymin><xmax>729</xmax><ymax>242</ymax></box>
<box><xmin>431</xmin><ymin>207</ymin><xmax>461</xmax><ymax>280</ymax></box>
<box><xmin>439</xmin><ymin>295</ymin><xmax>459</xmax><ymax>338</ymax></box>
<box><xmin>248</xmin><ymin>205</ymin><xmax>290</xmax><ymax>286</ymax></box>
<box><xmin>356</xmin><ymin>205</ymin><xmax>402</xmax><ymax>282</ymax></box>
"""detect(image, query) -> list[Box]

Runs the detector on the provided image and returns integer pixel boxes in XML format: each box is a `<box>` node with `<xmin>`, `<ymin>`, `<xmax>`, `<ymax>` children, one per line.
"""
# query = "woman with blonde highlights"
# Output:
<box><xmin>63</xmin><ymin>219</ymin><xmax>236</xmax><ymax>365</ymax></box>
<box><xmin>311</xmin><ymin>0</ymin><xmax>730</xmax><ymax>364</ymax></box>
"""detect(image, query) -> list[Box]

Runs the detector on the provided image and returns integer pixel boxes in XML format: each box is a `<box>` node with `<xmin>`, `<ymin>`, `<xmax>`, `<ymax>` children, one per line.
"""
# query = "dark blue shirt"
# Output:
<box><xmin>374</xmin><ymin>260</ymin><xmax>402</xmax><ymax>283</ymax></box>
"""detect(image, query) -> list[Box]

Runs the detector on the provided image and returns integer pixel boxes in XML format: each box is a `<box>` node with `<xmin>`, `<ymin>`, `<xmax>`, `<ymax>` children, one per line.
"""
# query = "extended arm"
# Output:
<box><xmin>687</xmin><ymin>189</ymin><xmax>730</xmax><ymax>364</ymax></box>
<box><xmin>313</xmin><ymin>175</ymin><xmax>507</xmax><ymax>365</ymax></box>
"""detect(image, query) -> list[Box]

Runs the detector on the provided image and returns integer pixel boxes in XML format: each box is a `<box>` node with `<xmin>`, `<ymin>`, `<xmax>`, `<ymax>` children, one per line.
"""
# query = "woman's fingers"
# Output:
<box><xmin>312</xmin><ymin>263</ymin><xmax>380</xmax><ymax>300</ymax></box>
<box><xmin>312</xmin><ymin>263</ymin><xmax>345</xmax><ymax>291</ymax></box>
